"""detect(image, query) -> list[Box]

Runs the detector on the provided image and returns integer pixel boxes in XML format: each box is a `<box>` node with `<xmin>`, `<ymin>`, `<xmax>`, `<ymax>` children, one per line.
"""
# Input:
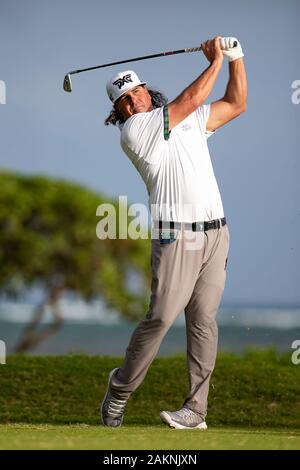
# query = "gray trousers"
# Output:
<box><xmin>111</xmin><ymin>223</ymin><xmax>230</xmax><ymax>419</ymax></box>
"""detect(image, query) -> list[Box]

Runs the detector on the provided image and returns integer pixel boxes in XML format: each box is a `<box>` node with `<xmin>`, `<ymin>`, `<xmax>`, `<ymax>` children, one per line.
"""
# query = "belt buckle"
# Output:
<box><xmin>192</xmin><ymin>222</ymin><xmax>204</xmax><ymax>232</ymax></box>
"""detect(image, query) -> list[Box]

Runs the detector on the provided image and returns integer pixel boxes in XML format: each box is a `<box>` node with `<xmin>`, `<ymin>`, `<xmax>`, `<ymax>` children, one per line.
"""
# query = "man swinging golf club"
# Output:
<box><xmin>101</xmin><ymin>36</ymin><xmax>247</xmax><ymax>429</ymax></box>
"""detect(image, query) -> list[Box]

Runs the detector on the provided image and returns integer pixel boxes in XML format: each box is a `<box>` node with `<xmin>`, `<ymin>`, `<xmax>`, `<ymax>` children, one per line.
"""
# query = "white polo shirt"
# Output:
<box><xmin>120</xmin><ymin>105</ymin><xmax>225</xmax><ymax>223</ymax></box>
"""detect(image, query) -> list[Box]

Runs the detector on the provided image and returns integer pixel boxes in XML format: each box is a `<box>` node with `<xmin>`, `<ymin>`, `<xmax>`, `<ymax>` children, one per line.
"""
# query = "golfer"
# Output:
<box><xmin>101</xmin><ymin>36</ymin><xmax>247</xmax><ymax>429</ymax></box>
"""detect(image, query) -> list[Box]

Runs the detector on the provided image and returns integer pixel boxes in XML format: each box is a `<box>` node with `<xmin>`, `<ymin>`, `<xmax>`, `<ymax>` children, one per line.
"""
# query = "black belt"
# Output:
<box><xmin>156</xmin><ymin>217</ymin><xmax>226</xmax><ymax>232</ymax></box>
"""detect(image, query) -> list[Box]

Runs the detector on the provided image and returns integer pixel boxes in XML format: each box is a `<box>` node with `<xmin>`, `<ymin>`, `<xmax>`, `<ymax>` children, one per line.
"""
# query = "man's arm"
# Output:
<box><xmin>168</xmin><ymin>37</ymin><xmax>224</xmax><ymax>131</ymax></box>
<box><xmin>207</xmin><ymin>39</ymin><xmax>247</xmax><ymax>132</ymax></box>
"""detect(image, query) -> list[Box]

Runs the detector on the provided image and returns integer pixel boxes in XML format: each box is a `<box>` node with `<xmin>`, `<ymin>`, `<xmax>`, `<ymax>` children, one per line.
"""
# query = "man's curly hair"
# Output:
<box><xmin>104</xmin><ymin>88</ymin><xmax>168</xmax><ymax>126</ymax></box>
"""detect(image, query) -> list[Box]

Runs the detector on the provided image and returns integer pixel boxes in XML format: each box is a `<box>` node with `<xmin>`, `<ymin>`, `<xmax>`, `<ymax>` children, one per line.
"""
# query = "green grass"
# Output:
<box><xmin>0</xmin><ymin>424</ymin><xmax>300</xmax><ymax>450</ymax></box>
<box><xmin>1</xmin><ymin>350</ymin><xmax>299</xmax><ymax>428</ymax></box>
<box><xmin>0</xmin><ymin>351</ymin><xmax>299</xmax><ymax>449</ymax></box>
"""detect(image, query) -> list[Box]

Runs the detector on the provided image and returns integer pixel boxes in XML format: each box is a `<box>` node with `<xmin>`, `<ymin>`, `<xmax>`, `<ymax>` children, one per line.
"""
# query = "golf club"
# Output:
<box><xmin>63</xmin><ymin>41</ymin><xmax>237</xmax><ymax>92</ymax></box>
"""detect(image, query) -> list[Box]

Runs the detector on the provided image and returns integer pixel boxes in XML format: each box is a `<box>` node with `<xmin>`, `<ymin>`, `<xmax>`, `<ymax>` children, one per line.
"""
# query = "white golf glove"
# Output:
<box><xmin>221</xmin><ymin>37</ymin><xmax>244</xmax><ymax>62</ymax></box>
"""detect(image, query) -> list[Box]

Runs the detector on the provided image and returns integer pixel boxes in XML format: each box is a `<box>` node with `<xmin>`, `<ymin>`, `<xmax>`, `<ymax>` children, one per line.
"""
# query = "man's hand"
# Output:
<box><xmin>221</xmin><ymin>37</ymin><xmax>244</xmax><ymax>62</ymax></box>
<box><xmin>201</xmin><ymin>36</ymin><xmax>224</xmax><ymax>64</ymax></box>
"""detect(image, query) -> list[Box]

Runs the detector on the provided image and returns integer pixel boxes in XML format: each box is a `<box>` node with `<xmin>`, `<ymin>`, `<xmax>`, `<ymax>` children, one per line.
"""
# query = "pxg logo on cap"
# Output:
<box><xmin>106</xmin><ymin>70</ymin><xmax>146</xmax><ymax>104</ymax></box>
<box><xmin>113</xmin><ymin>74</ymin><xmax>133</xmax><ymax>89</ymax></box>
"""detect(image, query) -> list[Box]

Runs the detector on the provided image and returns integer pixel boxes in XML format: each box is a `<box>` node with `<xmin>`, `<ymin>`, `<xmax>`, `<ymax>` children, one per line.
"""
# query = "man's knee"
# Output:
<box><xmin>144</xmin><ymin>315</ymin><xmax>173</xmax><ymax>331</ymax></box>
<box><xmin>188</xmin><ymin>318</ymin><xmax>218</xmax><ymax>337</ymax></box>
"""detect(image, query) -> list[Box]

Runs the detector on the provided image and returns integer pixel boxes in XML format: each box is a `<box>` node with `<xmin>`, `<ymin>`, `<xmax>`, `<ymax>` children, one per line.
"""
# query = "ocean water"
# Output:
<box><xmin>0</xmin><ymin>321</ymin><xmax>299</xmax><ymax>356</ymax></box>
<box><xmin>0</xmin><ymin>301</ymin><xmax>299</xmax><ymax>356</ymax></box>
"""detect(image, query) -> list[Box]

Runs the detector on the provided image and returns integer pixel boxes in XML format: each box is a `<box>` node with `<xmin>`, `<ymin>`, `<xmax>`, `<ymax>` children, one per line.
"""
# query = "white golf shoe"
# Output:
<box><xmin>160</xmin><ymin>407</ymin><xmax>207</xmax><ymax>430</ymax></box>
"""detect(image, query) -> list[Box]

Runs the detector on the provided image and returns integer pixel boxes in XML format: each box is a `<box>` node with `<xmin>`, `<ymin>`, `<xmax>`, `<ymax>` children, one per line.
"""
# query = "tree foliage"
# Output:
<box><xmin>0</xmin><ymin>170</ymin><xmax>151</xmax><ymax>324</ymax></box>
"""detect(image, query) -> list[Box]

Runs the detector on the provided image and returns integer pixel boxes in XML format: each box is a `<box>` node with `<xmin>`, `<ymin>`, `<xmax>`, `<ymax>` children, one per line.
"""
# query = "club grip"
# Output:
<box><xmin>185</xmin><ymin>46</ymin><xmax>203</xmax><ymax>53</ymax></box>
<box><xmin>186</xmin><ymin>39</ymin><xmax>238</xmax><ymax>53</ymax></box>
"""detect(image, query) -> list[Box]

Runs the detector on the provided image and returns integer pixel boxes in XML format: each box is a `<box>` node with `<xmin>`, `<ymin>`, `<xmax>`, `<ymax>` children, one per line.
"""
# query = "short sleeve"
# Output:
<box><xmin>120</xmin><ymin>107</ymin><xmax>165</xmax><ymax>165</ymax></box>
<box><xmin>195</xmin><ymin>104</ymin><xmax>216</xmax><ymax>139</ymax></box>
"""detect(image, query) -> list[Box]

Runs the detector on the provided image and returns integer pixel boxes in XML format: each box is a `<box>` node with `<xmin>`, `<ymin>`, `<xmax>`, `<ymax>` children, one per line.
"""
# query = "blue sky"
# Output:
<box><xmin>0</xmin><ymin>0</ymin><xmax>299</xmax><ymax>306</ymax></box>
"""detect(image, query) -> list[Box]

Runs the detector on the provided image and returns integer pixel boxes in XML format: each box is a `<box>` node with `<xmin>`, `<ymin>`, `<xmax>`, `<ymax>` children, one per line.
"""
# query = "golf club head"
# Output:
<box><xmin>63</xmin><ymin>74</ymin><xmax>72</xmax><ymax>92</ymax></box>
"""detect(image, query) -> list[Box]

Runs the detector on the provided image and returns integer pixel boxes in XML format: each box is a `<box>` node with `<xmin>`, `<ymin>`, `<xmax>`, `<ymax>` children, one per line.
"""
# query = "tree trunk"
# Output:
<box><xmin>15</xmin><ymin>285</ymin><xmax>64</xmax><ymax>353</ymax></box>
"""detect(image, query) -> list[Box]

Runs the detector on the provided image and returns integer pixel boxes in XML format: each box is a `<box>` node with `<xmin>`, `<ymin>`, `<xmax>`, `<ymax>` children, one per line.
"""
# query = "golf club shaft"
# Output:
<box><xmin>63</xmin><ymin>41</ymin><xmax>237</xmax><ymax>91</ymax></box>
<box><xmin>68</xmin><ymin>47</ymin><xmax>203</xmax><ymax>76</ymax></box>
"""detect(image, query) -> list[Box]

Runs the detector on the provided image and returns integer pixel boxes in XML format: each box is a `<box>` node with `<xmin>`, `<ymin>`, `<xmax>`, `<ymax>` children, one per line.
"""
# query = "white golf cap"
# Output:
<box><xmin>106</xmin><ymin>70</ymin><xmax>146</xmax><ymax>104</ymax></box>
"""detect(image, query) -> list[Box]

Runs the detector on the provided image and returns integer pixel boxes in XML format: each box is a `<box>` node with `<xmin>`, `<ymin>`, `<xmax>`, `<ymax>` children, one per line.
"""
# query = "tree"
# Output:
<box><xmin>0</xmin><ymin>170</ymin><xmax>151</xmax><ymax>351</ymax></box>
